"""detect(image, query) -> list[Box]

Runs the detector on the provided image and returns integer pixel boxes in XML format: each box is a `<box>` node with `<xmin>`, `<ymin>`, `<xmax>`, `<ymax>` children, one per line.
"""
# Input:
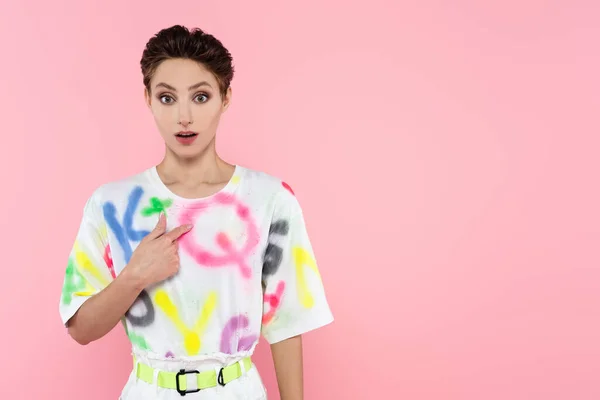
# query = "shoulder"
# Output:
<box><xmin>238</xmin><ymin>165</ymin><xmax>295</xmax><ymax>196</ymax></box>
<box><xmin>82</xmin><ymin>167</ymin><xmax>152</xmax><ymax>214</ymax></box>
<box><xmin>239</xmin><ymin>165</ymin><xmax>298</xmax><ymax>200</ymax></box>
<box><xmin>238</xmin><ymin>165</ymin><xmax>303</xmax><ymax>215</ymax></box>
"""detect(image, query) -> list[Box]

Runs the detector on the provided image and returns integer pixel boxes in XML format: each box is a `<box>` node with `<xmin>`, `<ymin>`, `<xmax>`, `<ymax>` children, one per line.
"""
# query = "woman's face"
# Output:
<box><xmin>145</xmin><ymin>58</ymin><xmax>231</xmax><ymax>159</ymax></box>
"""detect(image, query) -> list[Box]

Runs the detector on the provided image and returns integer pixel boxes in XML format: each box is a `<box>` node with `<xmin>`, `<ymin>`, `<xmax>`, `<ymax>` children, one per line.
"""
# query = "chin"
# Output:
<box><xmin>174</xmin><ymin>148</ymin><xmax>205</xmax><ymax>159</ymax></box>
<box><xmin>168</xmin><ymin>142</ymin><xmax>209</xmax><ymax>159</ymax></box>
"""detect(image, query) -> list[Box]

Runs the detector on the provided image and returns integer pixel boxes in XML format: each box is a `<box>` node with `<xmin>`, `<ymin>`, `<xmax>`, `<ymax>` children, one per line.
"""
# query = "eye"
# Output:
<box><xmin>159</xmin><ymin>94</ymin><xmax>175</xmax><ymax>104</ymax></box>
<box><xmin>194</xmin><ymin>93</ymin><xmax>209</xmax><ymax>103</ymax></box>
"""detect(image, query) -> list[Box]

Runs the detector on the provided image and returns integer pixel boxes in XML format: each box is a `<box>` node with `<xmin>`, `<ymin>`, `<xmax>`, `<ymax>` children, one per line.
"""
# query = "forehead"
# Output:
<box><xmin>151</xmin><ymin>58</ymin><xmax>217</xmax><ymax>88</ymax></box>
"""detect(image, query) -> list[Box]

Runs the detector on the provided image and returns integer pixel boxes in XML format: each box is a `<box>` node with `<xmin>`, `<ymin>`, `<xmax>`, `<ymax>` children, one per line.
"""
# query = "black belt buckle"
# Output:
<box><xmin>217</xmin><ymin>368</ymin><xmax>225</xmax><ymax>386</ymax></box>
<box><xmin>176</xmin><ymin>369</ymin><xmax>200</xmax><ymax>396</ymax></box>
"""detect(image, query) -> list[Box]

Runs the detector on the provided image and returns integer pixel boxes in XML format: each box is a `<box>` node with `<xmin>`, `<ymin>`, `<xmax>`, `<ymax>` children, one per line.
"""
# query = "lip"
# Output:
<box><xmin>175</xmin><ymin>131</ymin><xmax>199</xmax><ymax>145</ymax></box>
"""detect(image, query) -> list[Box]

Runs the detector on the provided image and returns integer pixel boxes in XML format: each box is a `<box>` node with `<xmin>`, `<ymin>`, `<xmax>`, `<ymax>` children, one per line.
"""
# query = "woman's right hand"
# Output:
<box><xmin>125</xmin><ymin>212</ymin><xmax>193</xmax><ymax>288</ymax></box>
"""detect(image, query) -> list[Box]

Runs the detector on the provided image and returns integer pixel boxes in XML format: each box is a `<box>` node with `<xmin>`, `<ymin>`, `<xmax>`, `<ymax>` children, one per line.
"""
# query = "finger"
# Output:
<box><xmin>164</xmin><ymin>223</ymin><xmax>193</xmax><ymax>241</ymax></box>
<box><xmin>146</xmin><ymin>212</ymin><xmax>167</xmax><ymax>240</ymax></box>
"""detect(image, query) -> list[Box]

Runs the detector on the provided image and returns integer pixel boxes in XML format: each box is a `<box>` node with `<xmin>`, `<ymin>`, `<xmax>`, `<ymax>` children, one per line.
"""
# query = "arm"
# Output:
<box><xmin>67</xmin><ymin>268</ymin><xmax>143</xmax><ymax>345</ymax></box>
<box><xmin>271</xmin><ymin>335</ymin><xmax>304</xmax><ymax>400</ymax></box>
<box><xmin>64</xmin><ymin>212</ymin><xmax>192</xmax><ymax>345</ymax></box>
<box><xmin>261</xmin><ymin>187</ymin><xmax>333</xmax><ymax>398</ymax></box>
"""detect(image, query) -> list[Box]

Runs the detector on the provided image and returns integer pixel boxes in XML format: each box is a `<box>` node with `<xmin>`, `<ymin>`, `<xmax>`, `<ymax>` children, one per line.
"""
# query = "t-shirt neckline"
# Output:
<box><xmin>146</xmin><ymin>164</ymin><xmax>243</xmax><ymax>204</ymax></box>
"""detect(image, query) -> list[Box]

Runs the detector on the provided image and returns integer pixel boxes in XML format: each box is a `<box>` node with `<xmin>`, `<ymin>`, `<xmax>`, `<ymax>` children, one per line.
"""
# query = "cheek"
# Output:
<box><xmin>192</xmin><ymin>104</ymin><xmax>222</xmax><ymax>127</ymax></box>
<box><xmin>151</xmin><ymin>106</ymin><xmax>173</xmax><ymax>127</ymax></box>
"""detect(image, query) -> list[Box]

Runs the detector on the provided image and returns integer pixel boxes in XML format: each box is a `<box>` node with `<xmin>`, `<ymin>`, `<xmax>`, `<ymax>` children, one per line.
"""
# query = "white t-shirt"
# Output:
<box><xmin>58</xmin><ymin>165</ymin><xmax>334</xmax><ymax>398</ymax></box>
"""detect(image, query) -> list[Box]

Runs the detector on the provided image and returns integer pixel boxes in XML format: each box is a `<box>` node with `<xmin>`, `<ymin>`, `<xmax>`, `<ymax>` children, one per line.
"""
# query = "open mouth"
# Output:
<box><xmin>175</xmin><ymin>131</ymin><xmax>199</xmax><ymax>145</ymax></box>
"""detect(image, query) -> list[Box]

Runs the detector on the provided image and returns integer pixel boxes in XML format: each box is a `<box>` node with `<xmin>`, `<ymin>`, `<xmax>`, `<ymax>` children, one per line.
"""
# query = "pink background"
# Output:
<box><xmin>1</xmin><ymin>1</ymin><xmax>599</xmax><ymax>399</ymax></box>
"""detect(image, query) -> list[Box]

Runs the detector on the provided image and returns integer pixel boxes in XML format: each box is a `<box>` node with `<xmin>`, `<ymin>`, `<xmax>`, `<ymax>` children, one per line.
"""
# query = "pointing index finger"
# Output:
<box><xmin>164</xmin><ymin>224</ymin><xmax>194</xmax><ymax>241</ymax></box>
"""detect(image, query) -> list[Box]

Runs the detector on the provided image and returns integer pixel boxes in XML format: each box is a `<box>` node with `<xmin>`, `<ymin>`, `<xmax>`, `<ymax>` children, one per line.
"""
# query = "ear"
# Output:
<box><xmin>144</xmin><ymin>87</ymin><xmax>152</xmax><ymax>109</ymax></box>
<box><xmin>222</xmin><ymin>86</ymin><xmax>232</xmax><ymax>112</ymax></box>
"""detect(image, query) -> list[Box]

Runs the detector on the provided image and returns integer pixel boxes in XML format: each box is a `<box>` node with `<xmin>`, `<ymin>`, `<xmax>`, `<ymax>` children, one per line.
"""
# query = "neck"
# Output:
<box><xmin>157</xmin><ymin>139</ymin><xmax>233</xmax><ymax>185</ymax></box>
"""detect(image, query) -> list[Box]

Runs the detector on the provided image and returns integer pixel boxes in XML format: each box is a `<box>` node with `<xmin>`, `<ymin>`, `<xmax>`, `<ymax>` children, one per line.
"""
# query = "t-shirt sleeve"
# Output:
<box><xmin>260</xmin><ymin>186</ymin><xmax>334</xmax><ymax>344</ymax></box>
<box><xmin>59</xmin><ymin>190</ymin><xmax>114</xmax><ymax>326</ymax></box>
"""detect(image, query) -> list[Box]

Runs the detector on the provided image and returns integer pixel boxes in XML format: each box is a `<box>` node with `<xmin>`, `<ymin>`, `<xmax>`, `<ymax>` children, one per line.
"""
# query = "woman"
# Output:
<box><xmin>59</xmin><ymin>25</ymin><xmax>333</xmax><ymax>399</ymax></box>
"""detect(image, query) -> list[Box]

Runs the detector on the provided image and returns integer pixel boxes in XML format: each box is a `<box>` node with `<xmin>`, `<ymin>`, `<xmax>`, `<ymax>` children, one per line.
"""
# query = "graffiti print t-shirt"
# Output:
<box><xmin>59</xmin><ymin>165</ymin><xmax>333</xmax><ymax>361</ymax></box>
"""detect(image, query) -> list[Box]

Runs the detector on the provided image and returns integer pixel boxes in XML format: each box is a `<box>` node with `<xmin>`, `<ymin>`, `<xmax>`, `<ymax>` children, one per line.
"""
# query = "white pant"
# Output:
<box><xmin>119</xmin><ymin>349</ymin><xmax>268</xmax><ymax>400</ymax></box>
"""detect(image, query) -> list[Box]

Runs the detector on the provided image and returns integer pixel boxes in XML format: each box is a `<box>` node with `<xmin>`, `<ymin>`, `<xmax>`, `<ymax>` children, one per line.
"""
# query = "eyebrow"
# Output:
<box><xmin>154</xmin><ymin>81</ymin><xmax>213</xmax><ymax>91</ymax></box>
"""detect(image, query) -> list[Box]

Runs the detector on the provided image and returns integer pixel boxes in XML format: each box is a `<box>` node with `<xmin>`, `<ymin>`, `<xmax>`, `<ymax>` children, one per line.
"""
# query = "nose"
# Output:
<box><xmin>177</xmin><ymin>103</ymin><xmax>193</xmax><ymax>126</ymax></box>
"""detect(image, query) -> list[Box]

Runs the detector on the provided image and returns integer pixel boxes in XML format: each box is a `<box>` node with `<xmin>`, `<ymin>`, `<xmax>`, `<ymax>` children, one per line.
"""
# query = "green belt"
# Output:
<box><xmin>134</xmin><ymin>356</ymin><xmax>252</xmax><ymax>396</ymax></box>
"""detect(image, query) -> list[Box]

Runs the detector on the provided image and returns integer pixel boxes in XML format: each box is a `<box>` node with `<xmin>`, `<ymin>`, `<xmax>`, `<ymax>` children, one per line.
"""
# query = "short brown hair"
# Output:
<box><xmin>140</xmin><ymin>25</ymin><xmax>234</xmax><ymax>98</ymax></box>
